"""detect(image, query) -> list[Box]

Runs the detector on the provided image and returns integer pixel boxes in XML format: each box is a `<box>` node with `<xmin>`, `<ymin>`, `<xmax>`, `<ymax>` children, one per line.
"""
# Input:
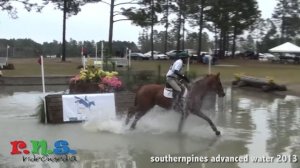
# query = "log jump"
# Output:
<box><xmin>232</xmin><ymin>75</ymin><xmax>287</xmax><ymax>92</ymax></box>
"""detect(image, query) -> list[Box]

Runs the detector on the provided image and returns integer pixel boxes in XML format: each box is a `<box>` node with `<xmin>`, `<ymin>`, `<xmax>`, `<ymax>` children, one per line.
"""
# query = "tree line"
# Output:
<box><xmin>138</xmin><ymin>29</ymin><xmax>212</xmax><ymax>53</ymax></box>
<box><xmin>1</xmin><ymin>0</ymin><xmax>300</xmax><ymax>60</ymax></box>
<box><xmin>131</xmin><ymin>0</ymin><xmax>300</xmax><ymax>57</ymax></box>
<box><xmin>0</xmin><ymin>38</ymin><xmax>138</xmax><ymax>58</ymax></box>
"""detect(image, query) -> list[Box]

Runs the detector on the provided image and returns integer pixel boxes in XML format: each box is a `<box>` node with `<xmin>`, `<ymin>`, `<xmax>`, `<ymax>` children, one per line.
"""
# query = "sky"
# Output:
<box><xmin>0</xmin><ymin>0</ymin><xmax>277</xmax><ymax>44</ymax></box>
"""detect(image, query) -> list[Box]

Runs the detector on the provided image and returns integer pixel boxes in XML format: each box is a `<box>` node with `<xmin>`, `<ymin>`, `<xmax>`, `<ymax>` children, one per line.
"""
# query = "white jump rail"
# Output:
<box><xmin>110</xmin><ymin>57</ymin><xmax>128</xmax><ymax>67</ymax></box>
<box><xmin>83</xmin><ymin>57</ymin><xmax>128</xmax><ymax>68</ymax></box>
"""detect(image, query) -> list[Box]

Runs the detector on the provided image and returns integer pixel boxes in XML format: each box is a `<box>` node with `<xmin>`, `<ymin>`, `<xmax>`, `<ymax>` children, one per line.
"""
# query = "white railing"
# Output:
<box><xmin>110</xmin><ymin>57</ymin><xmax>128</xmax><ymax>67</ymax></box>
<box><xmin>82</xmin><ymin>57</ymin><xmax>128</xmax><ymax>69</ymax></box>
<box><xmin>0</xmin><ymin>57</ymin><xmax>7</xmax><ymax>68</ymax></box>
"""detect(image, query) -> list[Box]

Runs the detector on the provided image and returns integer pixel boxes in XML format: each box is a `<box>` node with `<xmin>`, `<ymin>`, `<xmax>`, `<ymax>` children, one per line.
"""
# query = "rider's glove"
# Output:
<box><xmin>182</xmin><ymin>76</ymin><xmax>190</xmax><ymax>83</ymax></box>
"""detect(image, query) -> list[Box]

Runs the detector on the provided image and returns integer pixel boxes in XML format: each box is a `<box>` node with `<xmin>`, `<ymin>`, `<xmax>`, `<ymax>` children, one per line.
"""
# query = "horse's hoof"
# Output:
<box><xmin>130</xmin><ymin>125</ymin><xmax>136</xmax><ymax>130</ymax></box>
<box><xmin>216</xmin><ymin>131</ymin><xmax>221</xmax><ymax>136</ymax></box>
<box><xmin>125</xmin><ymin>120</ymin><xmax>129</xmax><ymax>125</ymax></box>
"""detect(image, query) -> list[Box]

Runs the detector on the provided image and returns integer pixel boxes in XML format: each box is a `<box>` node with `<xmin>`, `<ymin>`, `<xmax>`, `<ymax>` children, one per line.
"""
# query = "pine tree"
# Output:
<box><xmin>206</xmin><ymin>0</ymin><xmax>260</xmax><ymax>58</ymax></box>
<box><xmin>272</xmin><ymin>0</ymin><xmax>300</xmax><ymax>43</ymax></box>
<box><xmin>1</xmin><ymin>0</ymin><xmax>43</xmax><ymax>18</ymax></box>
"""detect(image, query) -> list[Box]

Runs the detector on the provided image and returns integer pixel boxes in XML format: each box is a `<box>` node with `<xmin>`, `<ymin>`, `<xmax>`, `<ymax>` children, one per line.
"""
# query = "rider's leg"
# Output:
<box><xmin>166</xmin><ymin>78</ymin><xmax>182</xmax><ymax>103</ymax></box>
<box><xmin>166</xmin><ymin>78</ymin><xmax>183</xmax><ymax>111</ymax></box>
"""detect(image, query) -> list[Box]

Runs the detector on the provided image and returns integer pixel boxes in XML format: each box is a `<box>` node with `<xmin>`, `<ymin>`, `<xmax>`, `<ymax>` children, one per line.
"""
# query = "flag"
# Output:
<box><xmin>7</xmin><ymin>45</ymin><xmax>10</xmax><ymax>49</ymax></box>
<box><xmin>81</xmin><ymin>47</ymin><xmax>87</xmax><ymax>57</ymax></box>
<box><xmin>37</xmin><ymin>57</ymin><xmax>41</xmax><ymax>65</ymax></box>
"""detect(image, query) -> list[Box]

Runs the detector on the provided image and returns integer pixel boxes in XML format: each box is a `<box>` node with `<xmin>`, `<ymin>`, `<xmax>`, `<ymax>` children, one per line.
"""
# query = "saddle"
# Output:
<box><xmin>163</xmin><ymin>82</ymin><xmax>187</xmax><ymax>99</ymax></box>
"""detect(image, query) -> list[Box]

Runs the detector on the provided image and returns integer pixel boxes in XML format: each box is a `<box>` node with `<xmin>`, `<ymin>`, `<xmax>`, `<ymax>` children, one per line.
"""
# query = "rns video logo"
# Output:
<box><xmin>10</xmin><ymin>139</ymin><xmax>77</xmax><ymax>162</ymax></box>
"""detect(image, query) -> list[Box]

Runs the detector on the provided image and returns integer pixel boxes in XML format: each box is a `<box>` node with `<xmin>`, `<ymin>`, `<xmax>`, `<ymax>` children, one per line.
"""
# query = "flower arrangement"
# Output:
<box><xmin>70</xmin><ymin>64</ymin><xmax>122</xmax><ymax>93</ymax></box>
<box><xmin>99</xmin><ymin>76</ymin><xmax>122</xmax><ymax>92</ymax></box>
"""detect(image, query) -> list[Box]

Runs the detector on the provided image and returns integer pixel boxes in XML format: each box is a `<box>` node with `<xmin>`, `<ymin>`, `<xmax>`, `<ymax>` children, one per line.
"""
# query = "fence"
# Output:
<box><xmin>44</xmin><ymin>91</ymin><xmax>135</xmax><ymax>123</ymax></box>
<box><xmin>82</xmin><ymin>57</ymin><xmax>129</xmax><ymax>68</ymax></box>
<box><xmin>110</xmin><ymin>57</ymin><xmax>128</xmax><ymax>67</ymax></box>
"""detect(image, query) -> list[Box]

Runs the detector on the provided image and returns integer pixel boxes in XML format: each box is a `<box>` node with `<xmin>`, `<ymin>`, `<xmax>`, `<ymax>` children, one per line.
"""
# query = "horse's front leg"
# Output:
<box><xmin>177</xmin><ymin>107</ymin><xmax>189</xmax><ymax>133</ymax></box>
<box><xmin>195</xmin><ymin>111</ymin><xmax>221</xmax><ymax>136</ymax></box>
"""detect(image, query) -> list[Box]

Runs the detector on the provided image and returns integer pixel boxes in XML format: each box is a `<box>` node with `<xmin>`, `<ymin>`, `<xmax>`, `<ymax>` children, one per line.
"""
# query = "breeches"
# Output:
<box><xmin>166</xmin><ymin>77</ymin><xmax>182</xmax><ymax>93</ymax></box>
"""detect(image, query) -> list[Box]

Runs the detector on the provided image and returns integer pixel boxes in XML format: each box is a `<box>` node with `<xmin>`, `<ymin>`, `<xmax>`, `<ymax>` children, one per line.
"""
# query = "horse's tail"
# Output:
<box><xmin>132</xmin><ymin>85</ymin><xmax>142</xmax><ymax>106</ymax></box>
<box><xmin>131</xmin><ymin>84</ymin><xmax>143</xmax><ymax>93</ymax></box>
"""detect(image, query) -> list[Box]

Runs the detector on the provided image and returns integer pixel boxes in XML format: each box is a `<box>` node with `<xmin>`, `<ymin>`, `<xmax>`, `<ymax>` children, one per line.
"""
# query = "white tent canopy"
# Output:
<box><xmin>269</xmin><ymin>42</ymin><xmax>300</xmax><ymax>53</ymax></box>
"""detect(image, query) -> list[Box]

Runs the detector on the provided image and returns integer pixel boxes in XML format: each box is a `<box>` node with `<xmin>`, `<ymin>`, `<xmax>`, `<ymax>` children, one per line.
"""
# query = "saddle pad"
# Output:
<box><xmin>163</xmin><ymin>88</ymin><xmax>173</xmax><ymax>98</ymax></box>
<box><xmin>163</xmin><ymin>87</ymin><xmax>188</xmax><ymax>99</ymax></box>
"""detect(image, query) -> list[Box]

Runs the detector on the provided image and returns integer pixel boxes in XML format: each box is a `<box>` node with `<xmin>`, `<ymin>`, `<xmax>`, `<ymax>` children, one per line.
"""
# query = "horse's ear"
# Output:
<box><xmin>216</xmin><ymin>72</ymin><xmax>220</xmax><ymax>77</ymax></box>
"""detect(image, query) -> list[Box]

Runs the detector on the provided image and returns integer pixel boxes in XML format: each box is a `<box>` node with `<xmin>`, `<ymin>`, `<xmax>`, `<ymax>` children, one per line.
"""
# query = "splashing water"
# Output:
<box><xmin>83</xmin><ymin>103</ymin><xmax>221</xmax><ymax>138</ymax></box>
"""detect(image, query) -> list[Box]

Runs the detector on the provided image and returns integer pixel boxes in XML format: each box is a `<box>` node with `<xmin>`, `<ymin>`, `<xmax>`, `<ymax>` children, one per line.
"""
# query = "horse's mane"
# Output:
<box><xmin>190</xmin><ymin>74</ymin><xmax>217</xmax><ymax>91</ymax></box>
<box><xmin>191</xmin><ymin>74</ymin><xmax>213</xmax><ymax>84</ymax></box>
<box><xmin>192</xmin><ymin>76</ymin><xmax>203</xmax><ymax>83</ymax></box>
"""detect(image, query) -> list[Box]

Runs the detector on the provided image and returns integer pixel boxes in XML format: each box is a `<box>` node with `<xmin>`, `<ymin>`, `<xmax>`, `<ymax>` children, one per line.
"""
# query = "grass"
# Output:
<box><xmin>2</xmin><ymin>58</ymin><xmax>80</xmax><ymax>76</ymax></box>
<box><xmin>130</xmin><ymin>59</ymin><xmax>300</xmax><ymax>85</ymax></box>
<box><xmin>2</xmin><ymin>57</ymin><xmax>300</xmax><ymax>85</ymax></box>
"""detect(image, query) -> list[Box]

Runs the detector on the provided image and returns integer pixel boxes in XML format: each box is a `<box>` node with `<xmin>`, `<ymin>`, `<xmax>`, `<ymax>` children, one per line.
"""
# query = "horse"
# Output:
<box><xmin>125</xmin><ymin>73</ymin><xmax>226</xmax><ymax>136</ymax></box>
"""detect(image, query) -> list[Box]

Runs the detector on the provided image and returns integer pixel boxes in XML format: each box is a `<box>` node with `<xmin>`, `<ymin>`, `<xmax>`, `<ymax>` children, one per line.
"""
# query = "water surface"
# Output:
<box><xmin>0</xmin><ymin>86</ymin><xmax>299</xmax><ymax>168</ymax></box>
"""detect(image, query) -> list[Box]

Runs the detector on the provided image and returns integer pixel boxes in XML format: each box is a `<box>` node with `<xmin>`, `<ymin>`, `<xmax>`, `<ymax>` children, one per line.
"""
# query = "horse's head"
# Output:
<box><xmin>207</xmin><ymin>73</ymin><xmax>225</xmax><ymax>97</ymax></box>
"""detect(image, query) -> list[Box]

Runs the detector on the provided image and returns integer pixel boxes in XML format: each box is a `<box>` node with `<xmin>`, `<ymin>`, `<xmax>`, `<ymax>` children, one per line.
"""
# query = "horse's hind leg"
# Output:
<box><xmin>125</xmin><ymin>106</ymin><xmax>136</xmax><ymax>125</ymax></box>
<box><xmin>195</xmin><ymin>111</ymin><xmax>221</xmax><ymax>136</ymax></box>
<box><xmin>130</xmin><ymin>111</ymin><xmax>147</xmax><ymax>130</ymax></box>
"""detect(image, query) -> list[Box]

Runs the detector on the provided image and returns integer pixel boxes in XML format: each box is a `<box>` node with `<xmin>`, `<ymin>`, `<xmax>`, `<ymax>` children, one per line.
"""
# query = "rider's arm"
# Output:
<box><xmin>174</xmin><ymin>70</ymin><xmax>184</xmax><ymax>78</ymax></box>
<box><xmin>174</xmin><ymin>70</ymin><xmax>190</xmax><ymax>83</ymax></box>
<box><xmin>172</xmin><ymin>60</ymin><xmax>190</xmax><ymax>83</ymax></box>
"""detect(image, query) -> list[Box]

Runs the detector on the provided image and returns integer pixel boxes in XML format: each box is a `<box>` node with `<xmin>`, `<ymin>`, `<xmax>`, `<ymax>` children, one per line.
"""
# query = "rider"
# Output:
<box><xmin>166</xmin><ymin>54</ymin><xmax>190</xmax><ymax>104</ymax></box>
